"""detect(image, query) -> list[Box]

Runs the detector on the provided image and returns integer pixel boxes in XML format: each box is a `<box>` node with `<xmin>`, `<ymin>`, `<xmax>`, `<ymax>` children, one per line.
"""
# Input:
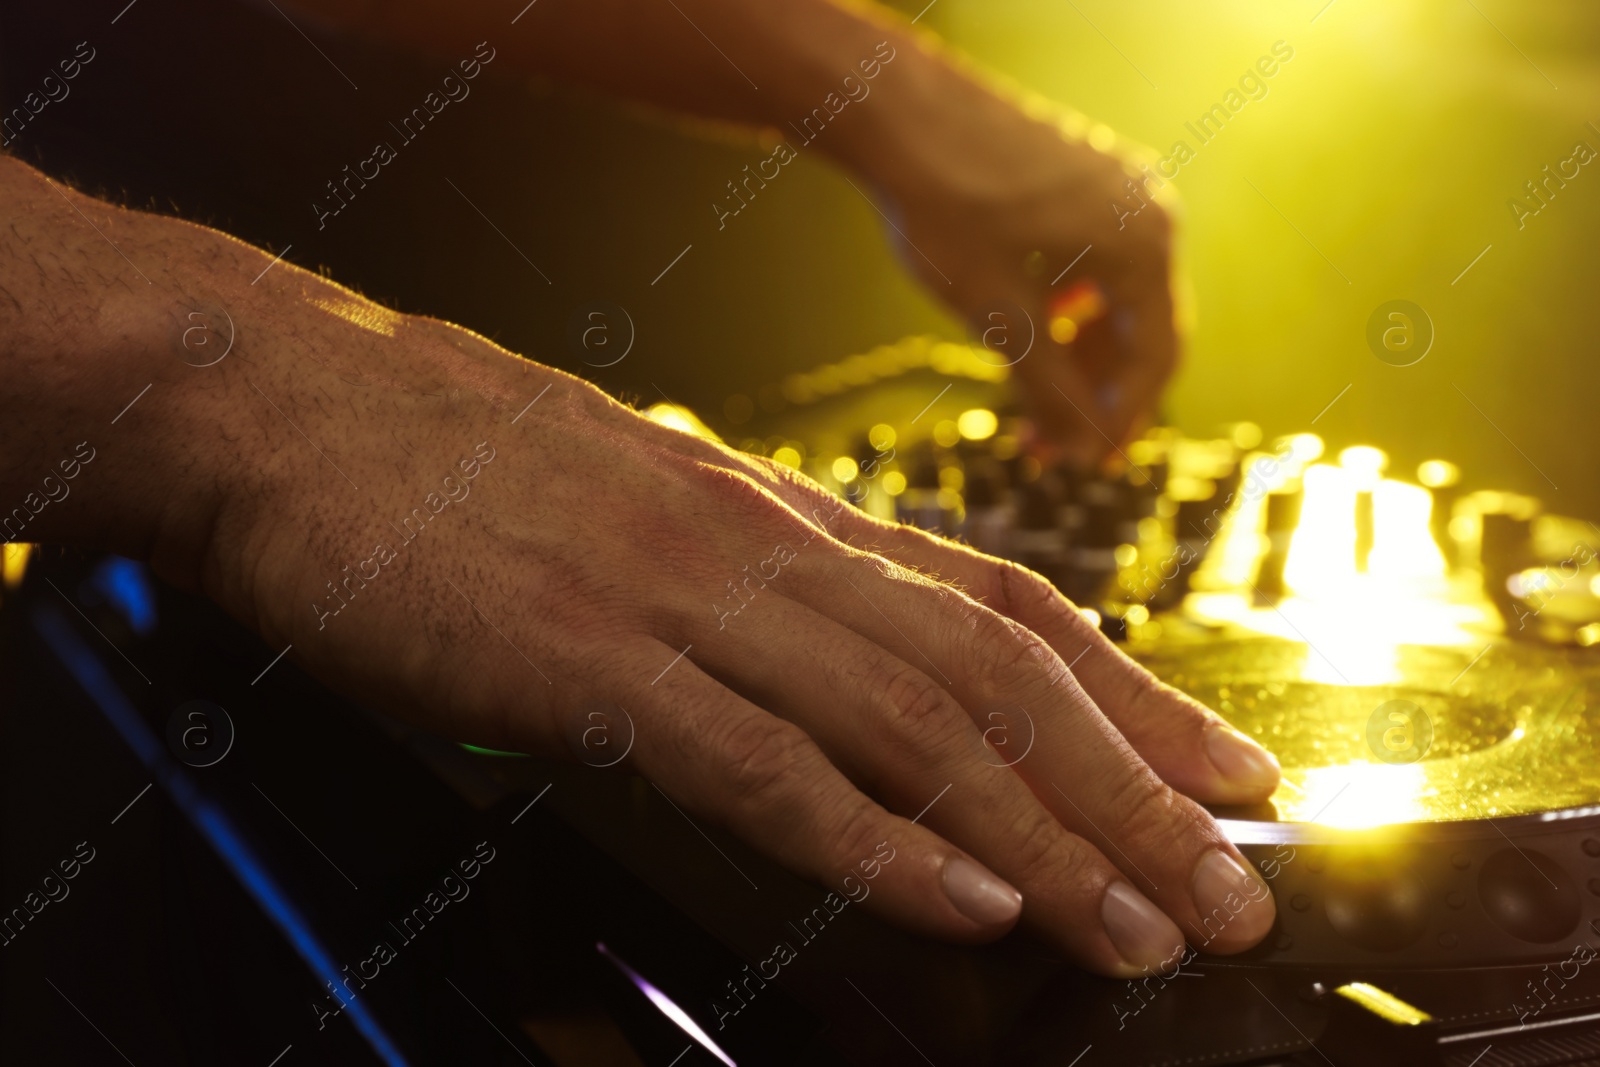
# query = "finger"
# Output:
<box><xmin>726</xmin><ymin>460</ymin><xmax>1280</xmax><ymax>804</ymax></box>
<box><xmin>1022</xmin><ymin>224</ymin><xmax>1179</xmax><ymax>464</ymax></box>
<box><xmin>861</xmin><ymin>520</ymin><xmax>1277</xmax><ymax>804</ymax></box>
<box><xmin>782</xmin><ymin>546</ymin><xmax>1277</xmax><ymax>956</ymax></box>
<box><xmin>1100</xmin><ymin>267</ymin><xmax>1179</xmax><ymax>436</ymax></box>
<box><xmin>1012</xmin><ymin>339</ymin><xmax>1109</xmax><ymax>469</ymax></box>
<box><xmin>611</xmin><ymin>640</ymin><xmax>1024</xmax><ymax>946</ymax></box>
<box><xmin>697</xmin><ymin>593</ymin><xmax>1185</xmax><ymax>977</ymax></box>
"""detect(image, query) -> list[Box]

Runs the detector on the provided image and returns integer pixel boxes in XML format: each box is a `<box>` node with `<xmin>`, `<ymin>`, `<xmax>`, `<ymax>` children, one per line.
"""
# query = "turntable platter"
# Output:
<box><xmin>1132</xmin><ymin>634</ymin><xmax>1600</xmax><ymax>965</ymax></box>
<box><xmin>1136</xmin><ymin>635</ymin><xmax>1600</xmax><ymax>827</ymax></box>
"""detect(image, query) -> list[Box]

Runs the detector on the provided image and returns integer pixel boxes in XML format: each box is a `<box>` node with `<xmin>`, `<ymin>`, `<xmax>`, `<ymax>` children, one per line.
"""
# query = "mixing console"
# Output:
<box><xmin>678</xmin><ymin>336</ymin><xmax>1600</xmax><ymax>652</ymax></box>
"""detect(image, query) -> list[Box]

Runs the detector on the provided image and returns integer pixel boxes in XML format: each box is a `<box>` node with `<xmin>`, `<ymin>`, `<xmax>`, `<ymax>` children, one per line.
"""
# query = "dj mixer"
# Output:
<box><xmin>638</xmin><ymin>334</ymin><xmax>1600</xmax><ymax>1064</ymax></box>
<box><xmin>10</xmin><ymin>335</ymin><xmax>1600</xmax><ymax>1067</ymax></box>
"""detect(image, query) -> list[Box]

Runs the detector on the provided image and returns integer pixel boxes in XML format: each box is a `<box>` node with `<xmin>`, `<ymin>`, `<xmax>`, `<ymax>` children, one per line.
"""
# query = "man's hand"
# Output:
<box><xmin>844</xmin><ymin>61</ymin><xmax>1180</xmax><ymax>467</ymax></box>
<box><xmin>289</xmin><ymin>0</ymin><xmax>1180</xmax><ymax>465</ymax></box>
<box><xmin>4</xmin><ymin>158</ymin><xmax>1277</xmax><ymax>979</ymax></box>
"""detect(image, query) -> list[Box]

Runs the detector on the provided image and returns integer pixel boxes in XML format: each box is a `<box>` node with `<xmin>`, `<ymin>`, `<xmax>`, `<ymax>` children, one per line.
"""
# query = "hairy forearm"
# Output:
<box><xmin>287</xmin><ymin>0</ymin><xmax>956</xmax><ymax>188</ymax></box>
<box><xmin>0</xmin><ymin>155</ymin><xmax>560</xmax><ymax>601</ymax></box>
<box><xmin>0</xmin><ymin>154</ymin><xmax>233</xmax><ymax>567</ymax></box>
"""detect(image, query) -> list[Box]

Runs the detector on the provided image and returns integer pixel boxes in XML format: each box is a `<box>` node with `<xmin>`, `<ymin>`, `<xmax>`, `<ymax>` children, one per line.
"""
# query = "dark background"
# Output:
<box><xmin>6</xmin><ymin>1</ymin><xmax>1597</xmax><ymax>515</ymax></box>
<box><xmin>1</xmin><ymin>0</ymin><xmax>950</xmax><ymax>428</ymax></box>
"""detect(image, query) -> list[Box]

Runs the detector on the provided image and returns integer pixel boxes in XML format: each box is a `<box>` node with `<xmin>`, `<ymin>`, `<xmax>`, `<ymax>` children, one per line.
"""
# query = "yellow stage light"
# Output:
<box><xmin>957</xmin><ymin>408</ymin><xmax>998</xmax><ymax>440</ymax></box>
<box><xmin>2</xmin><ymin>542</ymin><xmax>31</xmax><ymax>590</ymax></box>
<box><xmin>1417</xmin><ymin>460</ymin><xmax>1460</xmax><ymax>489</ymax></box>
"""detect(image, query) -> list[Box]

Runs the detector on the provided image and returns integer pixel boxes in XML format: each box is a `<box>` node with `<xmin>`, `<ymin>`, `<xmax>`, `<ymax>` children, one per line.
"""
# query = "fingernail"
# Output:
<box><xmin>1205</xmin><ymin>720</ymin><xmax>1280</xmax><ymax>790</ymax></box>
<box><xmin>1101</xmin><ymin>881</ymin><xmax>1185</xmax><ymax>973</ymax></box>
<box><xmin>943</xmin><ymin>856</ymin><xmax>1023</xmax><ymax>925</ymax></box>
<box><xmin>1190</xmin><ymin>850</ymin><xmax>1276</xmax><ymax>950</ymax></box>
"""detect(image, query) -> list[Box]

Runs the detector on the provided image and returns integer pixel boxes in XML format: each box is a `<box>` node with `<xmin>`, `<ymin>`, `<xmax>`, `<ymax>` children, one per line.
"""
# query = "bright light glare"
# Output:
<box><xmin>1284</xmin><ymin>464</ymin><xmax>1356</xmax><ymax>596</ymax></box>
<box><xmin>1288</xmin><ymin>434</ymin><xmax>1324</xmax><ymax>463</ymax></box>
<box><xmin>957</xmin><ymin>408</ymin><xmax>999</xmax><ymax>440</ymax></box>
<box><xmin>1338</xmin><ymin>445</ymin><xmax>1387</xmax><ymax>489</ymax></box>
<box><xmin>1417</xmin><ymin>460</ymin><xmax>1460</xmax><ymax>489</ymax></box>
<box><xmin>598</xmin><ymin>944</ymin><xmax>737</xmax><ymax>1067</ymax></box>
<box><xmin>1189</xmin><ymin>458</ymin><xmax>1472</xmax><ymax>687</ymax></box>
<box><xmin>1230</xmin><ymin>422</ymin><xmax>1263</xmax><ymax>450</ymax></box>
<box><xmin>1292</xmin><ymin>761</ymin><xmax>1429</xmax><ymax>829</ymax></box>
<box><xmin>644</xmin><ymin>402</ymin><xmax>719</xmax><ymax>441</ymax></box>
<box><xmin>1369</xmin><ymin>480</ymin><xmax>1445</xmax><ymax>580</ymax></box>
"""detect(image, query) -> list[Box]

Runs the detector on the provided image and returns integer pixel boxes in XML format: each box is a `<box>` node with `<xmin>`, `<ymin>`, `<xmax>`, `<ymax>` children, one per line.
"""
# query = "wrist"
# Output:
<box><xmin>807</xmin><ymin>29</ymin><xmax>950</xmax><ymax>193</ymax></box>
<box><xmin>710</xmin><ymin>5</ymin><xmax>944</xmax><ymax>196</ymax></box>
<box><xmin>812</xmin><ymin>39</ymin><xmax>1105</xmax><ymax>214</ymax></box>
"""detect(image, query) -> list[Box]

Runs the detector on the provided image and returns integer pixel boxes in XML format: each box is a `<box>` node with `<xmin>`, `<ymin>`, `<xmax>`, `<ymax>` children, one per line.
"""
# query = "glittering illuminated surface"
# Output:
<box><xmin>721</xmin><ymin>331</ymin><xmax>1600</xmax><ymax>832</ymax></box>
<box><xmin>308</xmin><ymin>294</ymin><xmax>403</xmax><ymax>337</ymax></box>
<box><xmin>1130</xmin><ymin>432</ymin><xmax>1600</xmax><ymax>829</ymax></box>
<box><xmin>1135</xmin><ymin>635</ymin><xmax>1600</xmax><ymax>827</ymax></box>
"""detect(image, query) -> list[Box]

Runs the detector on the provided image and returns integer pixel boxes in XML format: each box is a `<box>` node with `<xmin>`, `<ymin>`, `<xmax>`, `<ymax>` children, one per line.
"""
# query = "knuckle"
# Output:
<box><xmin>963</xmin><ymin>606</ymin><xmax>1052</xmax><ymax>683</ymax></box>
<box><xmin>693</xmin><ymin>464</ymin><xmax>800</xmax><ymax>537</ymax></box>
<box><xmin>711</xmin><ymin>714</ymin><xmax>814</xmax><ymax>809</ymax></box>
<box><xmin>1005</xmin><ymin>807</ymin><xmax>1087</xmax><ymax>887</ymax></box>
<box><xmin>1131</xmin><ymin>671</ymin><xmax>1185</xmax><ymax>722</ymax></box>
<box><xmin>823</xmin><ymin>799</ymin><xmax>889</xmax><ymax>879</ymax></box>
<box><xmin>1102</xmin><ymin>771</ymin><xmax>1194</xmax><ymax>854</ymax></box>
<box><xmin>989</xmin><ymin>558</ymin><xmax>1065</xmax><ymax>618</ymax></box>
<box><xmin>875</xmin><ymin>664</ymin><xmax>964</xmax><ymax>753</ymax></box>
<box><xmin>751</xmin><ymin>453</ymin><xmax>825</xmax><ymax>502</ymax></box>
